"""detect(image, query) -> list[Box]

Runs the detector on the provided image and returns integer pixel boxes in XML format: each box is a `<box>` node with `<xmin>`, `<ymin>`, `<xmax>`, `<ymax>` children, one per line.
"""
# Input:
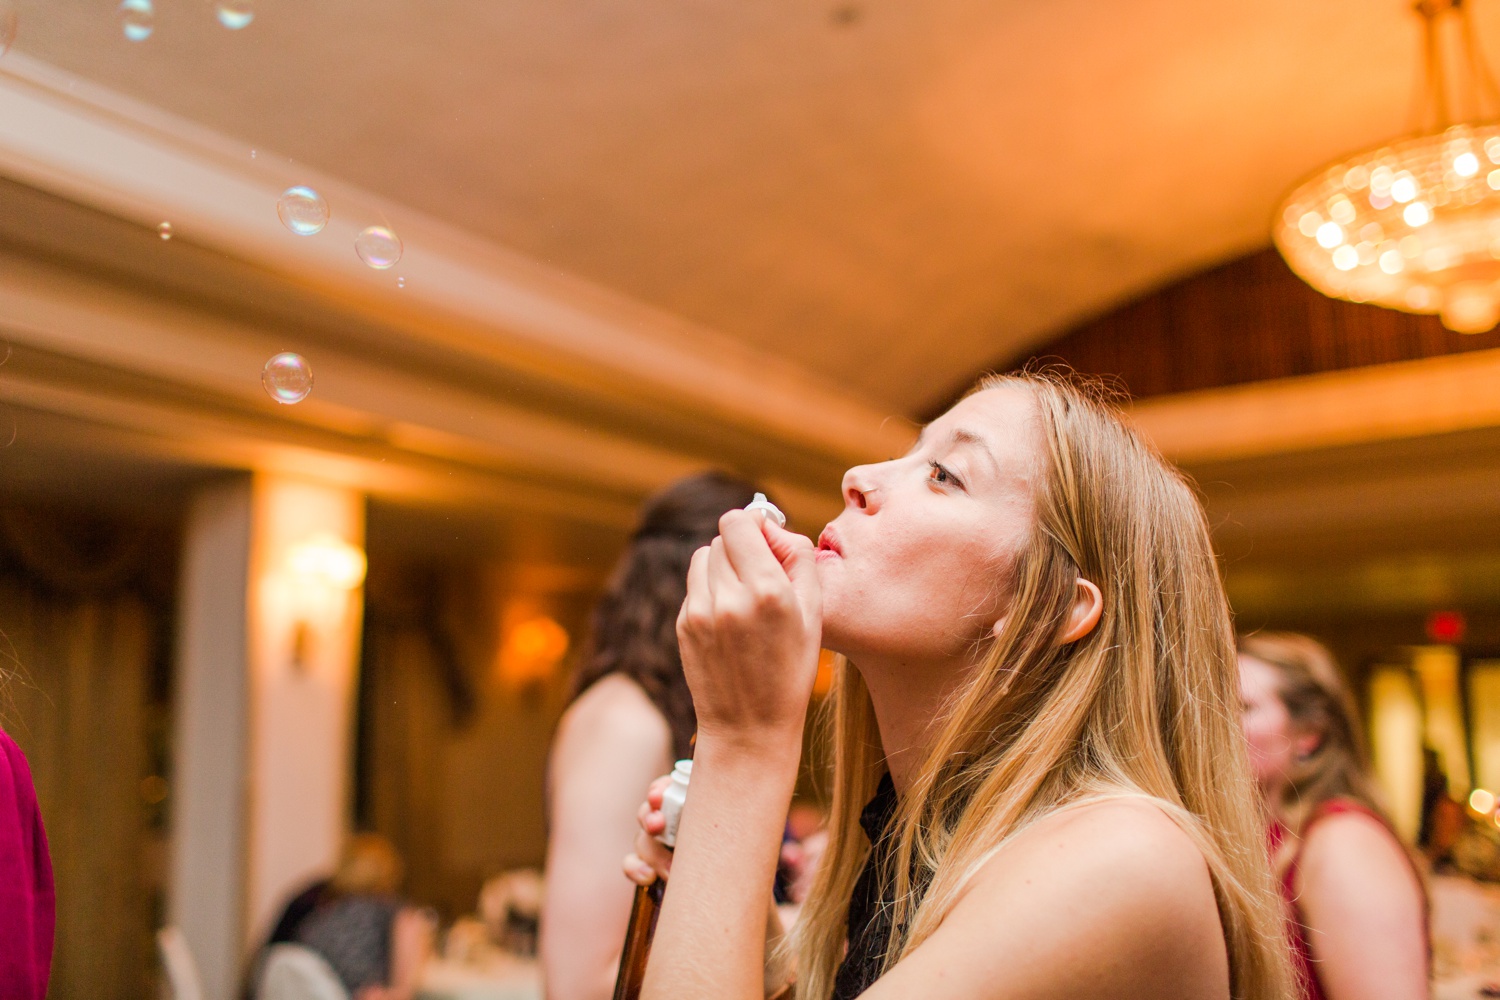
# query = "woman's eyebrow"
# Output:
<box><xmin>947</xmin><ymin>428</ymin><xmax>1002</xmax><ymax>475</ymax></box>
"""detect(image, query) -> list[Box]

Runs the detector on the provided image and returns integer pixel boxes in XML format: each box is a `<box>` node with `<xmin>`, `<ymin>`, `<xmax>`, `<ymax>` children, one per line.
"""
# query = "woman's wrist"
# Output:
<box><xmin>691</xmin><ymin>723</ymin><xmax>805</xmax><ymax>774</ymax></box>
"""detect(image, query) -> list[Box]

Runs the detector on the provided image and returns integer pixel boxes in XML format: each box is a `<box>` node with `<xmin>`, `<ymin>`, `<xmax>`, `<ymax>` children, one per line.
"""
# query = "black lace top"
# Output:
<box><xmin>831</xmin><ymin>773</ymin><xmax>930</xmax><ymax>999</ymax></box>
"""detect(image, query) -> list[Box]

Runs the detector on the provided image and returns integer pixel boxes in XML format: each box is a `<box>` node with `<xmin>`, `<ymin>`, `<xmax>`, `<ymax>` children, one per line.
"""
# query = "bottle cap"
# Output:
<box><xmin>743</xmin><ymin>492</ymin><xmax>787</xmax><ymax>528</ymax></box>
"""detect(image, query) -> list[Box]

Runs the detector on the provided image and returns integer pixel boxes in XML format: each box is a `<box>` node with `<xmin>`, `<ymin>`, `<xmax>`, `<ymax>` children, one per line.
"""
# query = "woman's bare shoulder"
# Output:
<box><xmin>869</xmin><ymin>797</ymin><xmax>1228</xmax><ymax>1000</ymax></box>
<box><xmin>1297</xmin><ymin>808</ymin><xmax>1416</xmax><ymax>896</ymax></box>
<box><xmin>552</xmin><ymin>674</ymin><xmax>673</xmax><ymax>773</ymax></box>
<box><xmin>988</xmin><ymin>796</ymin><xmax>1216</xmax><ymax>900</ymax></box>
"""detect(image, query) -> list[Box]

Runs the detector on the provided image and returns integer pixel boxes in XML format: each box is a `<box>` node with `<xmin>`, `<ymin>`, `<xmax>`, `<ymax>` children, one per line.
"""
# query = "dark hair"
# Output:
<box><xmin>570</xmin><ymin>471</ymin><xmax>761</xmax><ymax>760</ymax></box>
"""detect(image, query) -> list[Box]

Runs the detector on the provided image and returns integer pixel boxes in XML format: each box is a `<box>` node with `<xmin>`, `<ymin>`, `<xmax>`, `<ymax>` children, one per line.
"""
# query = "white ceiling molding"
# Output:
<box><xmin>0</xmin><ymin>53</ymin><xmax>914</xmax><ymax>470</ymax></box>
<box><xmin>1130</xmin><ymin>348</ymin><xmax>1500</xmax><ymax>464</ymax></box>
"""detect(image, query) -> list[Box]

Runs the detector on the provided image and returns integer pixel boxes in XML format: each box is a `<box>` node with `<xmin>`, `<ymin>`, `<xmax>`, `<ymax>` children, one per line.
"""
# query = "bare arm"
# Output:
<box><xmin>639</xmin><ymin>512</ymin><xmax>822</xmax><ymax>1000</ymax></box>
<box><xmin>542</xmin><ymin>676</ymin><xmax>674</xmax><ymax>1000</ymax></box>
<box><xmin>1295</xmin><ymin>812</ymin><xmax>1428</xmax><ymax>1000</ymax></box>
<box><xmin>384</xmin><ymin>907</ymin><xmax>434</xmax><ymax>1000</ymax></box>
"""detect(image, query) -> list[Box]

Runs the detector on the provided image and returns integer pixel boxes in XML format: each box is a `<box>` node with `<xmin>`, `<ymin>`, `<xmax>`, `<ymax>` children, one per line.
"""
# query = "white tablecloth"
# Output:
<box><xmin>418</xmin><ymin>956</ymin><xmax>542</xmax><ymax>1000</ymax></box>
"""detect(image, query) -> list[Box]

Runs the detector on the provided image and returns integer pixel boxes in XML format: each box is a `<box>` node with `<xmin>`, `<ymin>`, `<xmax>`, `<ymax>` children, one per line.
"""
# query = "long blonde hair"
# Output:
<box><xmin>1237</xmin><ymin>631</ymin><xmax>1390</xmax><ymax>842</ymax></box>
<box><xmin>791</xmin><ymin>373</ymin><xmax>1294</xmax><ymax>1000</ymax></box>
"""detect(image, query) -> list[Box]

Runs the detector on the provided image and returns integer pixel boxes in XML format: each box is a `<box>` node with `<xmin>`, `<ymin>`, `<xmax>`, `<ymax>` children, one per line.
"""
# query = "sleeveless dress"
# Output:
<box><xmin>1269</xmin><ymin>798</ymin><xmax>1426</xmax><ymax>1000</ymax></box>
<box><xmin>832</xmin><ymin>774</ymin><xmax>924</xmax><ymax>1000</ymax></box>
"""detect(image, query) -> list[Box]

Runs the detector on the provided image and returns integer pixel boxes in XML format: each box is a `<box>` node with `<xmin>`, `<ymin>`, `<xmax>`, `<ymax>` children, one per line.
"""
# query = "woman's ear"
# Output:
<box><xmin>1059</xmin><ymin>578</ymin><xmax>1103</xmax><ymax>644</ymax></box>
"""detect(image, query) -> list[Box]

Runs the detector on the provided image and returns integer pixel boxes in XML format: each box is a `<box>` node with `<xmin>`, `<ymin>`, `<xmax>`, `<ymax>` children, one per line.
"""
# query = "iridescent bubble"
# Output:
<box><xmin>0</xmin><ymin>3</ymin><xmax>18</xmax><ymax>58</ymax></box>
<box><xmin>277</xmin><ymin>186</ymin><xmax>329</xmax><ymax>236</ymax></box>
<box><xmin>262</xmin><ymin>352</ymin><xmax>313</xmax><ymax>404</ymax></box>
<box><xmin>216</xmin><ymin>2</ymin><xmax>253</xmax><ymax>30</ymax></box>
<box><xmin>119</xmin><ymin>0</ymin><xmax>154</xmax><ymax>42</ymax></box>
<box><xmin>355</xmin><ymin>226</ymin><xmax>402</xmax><ymax>269</ymax></box>
<box><xmin>157</xmin><ymin>221</ymin><xmax>173</xmax><ymax>240</ymax></box>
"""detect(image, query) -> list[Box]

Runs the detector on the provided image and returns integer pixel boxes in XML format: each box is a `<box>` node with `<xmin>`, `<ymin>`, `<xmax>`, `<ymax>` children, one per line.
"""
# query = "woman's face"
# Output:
<box><xmin>814</xmin><ymin>386</ymin><xmax>1040</xmax><ymax>664</ymax></box>
<box><xmin>1238</xmin><ymin>654</ymin><xmax>1306</xmax><ymax>792</ymax></box>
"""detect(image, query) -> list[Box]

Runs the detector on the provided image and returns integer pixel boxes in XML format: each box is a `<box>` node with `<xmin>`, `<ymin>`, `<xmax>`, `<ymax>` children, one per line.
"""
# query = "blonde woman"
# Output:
<box><xmin>626</xmin><ymin>374</ymin><xmax>1295</xmax><ymax>1000</ymax></box>
<box><xmin>1238</xmin><ymin>633</ymin><xmax>1427</xmax><ymax>1000</ymax></box>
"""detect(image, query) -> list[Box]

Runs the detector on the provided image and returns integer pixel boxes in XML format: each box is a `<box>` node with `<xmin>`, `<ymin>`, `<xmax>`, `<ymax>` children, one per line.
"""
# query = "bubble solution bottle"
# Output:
<box><xmin>612</xmin><ymin>759</ymin><xmax>692</xmax><ymax>1000</ymax></box>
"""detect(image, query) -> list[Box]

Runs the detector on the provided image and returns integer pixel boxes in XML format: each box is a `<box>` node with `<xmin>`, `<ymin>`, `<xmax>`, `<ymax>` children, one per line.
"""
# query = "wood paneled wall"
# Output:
<box><xmin>948</xmin><ymin>248</ymin><xmax>1500</xmax><ymax>408</ymax></box>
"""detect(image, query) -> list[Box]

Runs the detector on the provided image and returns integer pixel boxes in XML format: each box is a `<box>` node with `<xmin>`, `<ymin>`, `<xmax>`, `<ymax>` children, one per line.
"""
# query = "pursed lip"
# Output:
<box><xmin>816</xmin><ymin>526</ymin><xmax>844</xmax><ymax>558</ymax></box>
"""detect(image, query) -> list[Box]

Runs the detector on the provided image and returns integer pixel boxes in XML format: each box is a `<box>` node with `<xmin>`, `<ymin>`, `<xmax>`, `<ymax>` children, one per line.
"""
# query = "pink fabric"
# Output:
<box><xmin>0</xmin><ymin>727</ymin><xmax>54</xmax><ymax>1000</ymax></box>
<box><xmin>1271</xmin><ymin>798</ymin><xmax>1425</xmax><ymax>1000</ymax></box>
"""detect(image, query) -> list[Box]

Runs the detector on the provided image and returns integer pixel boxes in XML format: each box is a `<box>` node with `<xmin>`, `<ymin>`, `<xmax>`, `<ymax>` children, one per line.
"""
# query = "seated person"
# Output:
<box><xmin>255</xmin><ymin>833</ymin><xmax>432</xmax><ymax>1000</ymax></box>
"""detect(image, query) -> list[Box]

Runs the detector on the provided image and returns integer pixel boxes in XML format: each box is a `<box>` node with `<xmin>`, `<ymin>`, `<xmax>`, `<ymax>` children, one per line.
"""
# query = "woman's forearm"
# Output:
<box><xmin>641</xmin><ymin>731</ymin><xmax>803</xmax><ymax>1000</ymax></box>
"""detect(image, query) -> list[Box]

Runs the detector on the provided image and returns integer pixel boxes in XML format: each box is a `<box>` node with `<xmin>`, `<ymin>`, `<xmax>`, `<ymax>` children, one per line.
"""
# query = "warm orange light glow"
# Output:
<box><xmin>498</xmin><ymin>615</ymin><xmax>570</xmax><ymax>688</ymax></box>
<box><xmin>813</xmin><ymin>648</ymin><xmax>837</xmax><ymax>696</ymax></box>
<box><xmin>288</xmin><ymin>534</ymin><xmax>367</xmax><ymax>591</ymax></box>
<box><xmin>1402</xmin><ymin>201</ymin><xmax>1432</xmax><ymax>227</ymax></box>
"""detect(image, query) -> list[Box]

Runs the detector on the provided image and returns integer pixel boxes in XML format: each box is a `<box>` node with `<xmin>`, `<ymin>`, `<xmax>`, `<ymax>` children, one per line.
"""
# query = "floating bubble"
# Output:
<box><xmin>216</xmin><ymin>1</ymin><xmax>253</xmax><ymax>29</ymax></box>
<box><xmin>250</xmin><ymin>149</ymin><xmax>257</xmax><ymax>158</ymax></box>
<box><xmin>355</xmin><ymin>226</ymin><xmax>402</xmax><ymax>269</ymax></box>
<box><xmin>0</xmin><ymin>3</ymin><xmax>18</xmax><ymax>57</ymax></box>
<box><xmin>157</xmin><ymin>221</ymin><xmax>173</xmax><ymax>240</ymax></box>
<box><xmin>397</xmin><ymin>277</ymin><xmax>405</xmax><ymax>288</ymax></box>
<box><xmin>262</xmin><ymin>352</ymin><xmax>313</xmax><ymax>404</ymax></box>
<box><xmin>119</xmin><ymin>0</ymin><xmax>154</xmax><ymax>41</ymax></box>
<box><xmin>277</xmin><ymin>186</ymin><xmax>329</xmax><ymax>236</ymax></box>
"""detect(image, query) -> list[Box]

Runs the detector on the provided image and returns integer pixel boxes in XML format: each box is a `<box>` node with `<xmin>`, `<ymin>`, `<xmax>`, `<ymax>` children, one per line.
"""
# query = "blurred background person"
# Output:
<box><xmin>0</xmin><ymin>718</ymin><xmax>53</xmax><ymax>1000</ymax></box>
<box><xmin>1238</xmin><ymin>632</ymin><xmax>1428</xmax><ymax>1000</ymax></box>
<box><xmin>252</xmin><ymin>832</ymin><xmax>432</xmax><ymax>1000</ymax></box>
<box><xmin>541</xmin><ymin>471</ymin><xmax>759</xmax><ymax>1000</ymax></box>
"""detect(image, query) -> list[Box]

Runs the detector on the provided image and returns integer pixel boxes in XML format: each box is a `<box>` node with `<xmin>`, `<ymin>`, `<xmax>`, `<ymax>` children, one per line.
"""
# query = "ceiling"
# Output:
<box><xmin>6</xmin><ymin>0</ymin><xmax>1476</xmax><ymax>416</ymax></box>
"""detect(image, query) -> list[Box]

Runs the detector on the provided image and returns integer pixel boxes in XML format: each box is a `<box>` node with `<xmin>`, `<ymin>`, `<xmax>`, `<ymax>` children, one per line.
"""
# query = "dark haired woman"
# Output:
<box><xmin>540</xmin><ymin>471</ymin><xmax>759</xmax><ymax>1000</ymax></box>
<box><xmin>1238</xmin><ymin>632</ymin><xmax>1427</xmax><ymax>1000</ymax></box>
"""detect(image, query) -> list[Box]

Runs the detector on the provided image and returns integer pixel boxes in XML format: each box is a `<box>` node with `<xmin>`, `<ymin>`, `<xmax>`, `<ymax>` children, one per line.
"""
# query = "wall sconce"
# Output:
<box><xmin>286</xmin><ymin>533</ymin><xmax>367</xmax><ymax>672</ymax></box>
<box><xmin>497</xmin><ymin>615</ymin><xmax>570</xmax><ymax>691</ymax></box>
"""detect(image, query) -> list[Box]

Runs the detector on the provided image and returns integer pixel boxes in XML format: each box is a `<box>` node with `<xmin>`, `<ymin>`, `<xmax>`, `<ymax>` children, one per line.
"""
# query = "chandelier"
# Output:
<box><xmin>1275</xmin><ymin>0</ymin><xmax>1500</xmax><ymax>333</ymax></box>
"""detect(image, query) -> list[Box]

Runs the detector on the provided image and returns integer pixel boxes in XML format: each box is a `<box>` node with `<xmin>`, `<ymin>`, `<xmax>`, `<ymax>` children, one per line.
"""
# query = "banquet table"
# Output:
<box><xmin>417</xmin><ymin>955</ymin><xmax>542</xmax><ymax>1000</ymax></box>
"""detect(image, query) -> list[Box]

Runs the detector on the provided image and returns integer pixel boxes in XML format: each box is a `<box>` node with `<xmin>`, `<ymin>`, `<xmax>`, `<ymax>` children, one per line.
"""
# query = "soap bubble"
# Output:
<box><xmin>216</xmin><ymin>1</ymin><xmax>253</xmax><ymax>29</ymax></box>
<box><xmin>355</xmin><ymin>226</ymin><xmax>402</xmax><ymax>269</ymax></box>
<box><xmin>397</xmin><ymin>277</ymin><xmax>405</xmax><ymax>288</ymax></box>
<box><xmin>277</xmin><ymin>186</ymin><xmax>329</xmax><ymax>236</ymax></box>
<box><xmin>0</xmin><ymin>4</ymin><xmax>18</xmax><ymax>57</ymax></box>
<box><xmin>157</xmin><ymin>221</ymin><xmax>172</xmax><ymax>240</ymax></box>
<box><xmin>262</xmin><ymin>353</ymin><xmax>313</xmax><ymax>404</ymax></box>
<box><xmin>119</xmin><ymin>0</ymin><xmax>154</xmax><ymax>41</ymax></box>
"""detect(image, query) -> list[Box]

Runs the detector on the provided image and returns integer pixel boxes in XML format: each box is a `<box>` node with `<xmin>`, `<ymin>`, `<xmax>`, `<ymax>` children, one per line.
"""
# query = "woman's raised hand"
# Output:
<box><xmin>676</xmin><ymin>510</ymin><xmax>822</xmax><ymax>749</ymax></box>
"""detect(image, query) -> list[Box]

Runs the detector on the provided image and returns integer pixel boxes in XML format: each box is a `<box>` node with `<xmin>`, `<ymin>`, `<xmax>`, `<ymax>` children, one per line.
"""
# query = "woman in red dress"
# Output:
<box><xmin>0</xmin><ymin>725</ymin><xmax>54</xmax><ymax>999</ymax></box>
<box><xmin>1238</xmin><ymin>632</ymin><xmax>1426</xmax><ymax>1000</ymax></box>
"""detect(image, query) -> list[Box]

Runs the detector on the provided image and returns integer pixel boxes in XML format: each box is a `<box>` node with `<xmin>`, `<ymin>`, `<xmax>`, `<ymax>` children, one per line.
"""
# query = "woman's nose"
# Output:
<box><xmin>842</xmin><ymin>466</ymin><xmax>880</xmax><ymax>512</ymax></box>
